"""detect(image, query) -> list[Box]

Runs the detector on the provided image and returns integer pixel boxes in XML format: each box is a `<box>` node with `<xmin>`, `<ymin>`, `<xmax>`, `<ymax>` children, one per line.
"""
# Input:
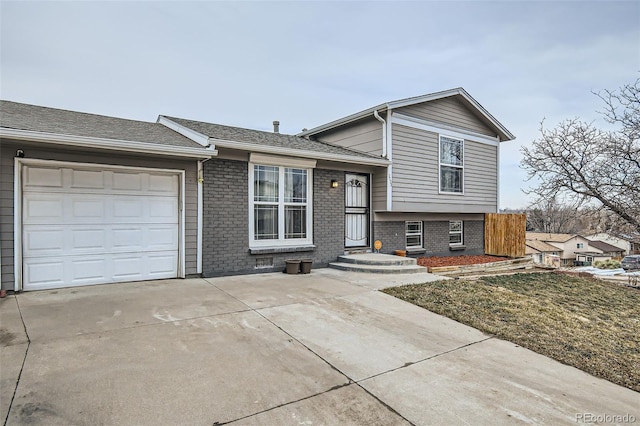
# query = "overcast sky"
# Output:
<box><xmin>1</xmin><ymin>1</ymin><xmax>638</xmax><ymax>208</ymax></box>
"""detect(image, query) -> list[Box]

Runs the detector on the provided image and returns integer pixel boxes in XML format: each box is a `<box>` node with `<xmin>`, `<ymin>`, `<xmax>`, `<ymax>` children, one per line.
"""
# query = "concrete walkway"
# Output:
<box><xmin>1</xmin><ymin>268</ymin><xmax>638</xmax><ymax>425</ymax></box>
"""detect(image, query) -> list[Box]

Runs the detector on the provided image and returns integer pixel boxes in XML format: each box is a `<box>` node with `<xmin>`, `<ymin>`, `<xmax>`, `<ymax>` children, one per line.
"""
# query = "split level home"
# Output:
<box><xmin>0</xmin><ymin>88</ymin><xmax>515</xmax><ymax>291</ymax></box>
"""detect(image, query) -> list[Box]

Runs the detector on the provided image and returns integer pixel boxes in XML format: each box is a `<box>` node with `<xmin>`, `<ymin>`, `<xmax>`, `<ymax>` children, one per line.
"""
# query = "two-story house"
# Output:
<box><xmin>526</xmin><ymin>233</ymin><xmax>593</xmax><ymax>266</ymax></box>
<box><xmin>299</xmin><ymin>88</ymin><xmax>515</xmax><ymax>259</ymax></box>
<box><xmin>1</xmin><ymin>88</ymin><xmax>514</xmax><ymax>290</ymax></box>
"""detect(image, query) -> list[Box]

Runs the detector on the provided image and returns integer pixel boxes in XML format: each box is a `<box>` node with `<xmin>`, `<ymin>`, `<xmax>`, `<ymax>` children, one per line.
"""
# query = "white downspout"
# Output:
<box><xmin>373</xmin><ymin>110</ymin><xmax>387</xmax><ymax>158</ymax></box>
<box><xmin>374</xmin><ymin>109</ymin><xmax>393</xmax><ymax>211</ymax></box>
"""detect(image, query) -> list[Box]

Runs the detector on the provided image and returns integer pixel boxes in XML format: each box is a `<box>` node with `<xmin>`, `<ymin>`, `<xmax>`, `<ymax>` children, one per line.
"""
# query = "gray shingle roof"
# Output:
<box><xmin>164</xmin><ymin>116</ymin><xmax>384</xmax><ymax>160</ymax></box>
<box><xmin>1</xmin><ymin>100</ymin><xmax>203</xmax><ymax>149</ymax></box>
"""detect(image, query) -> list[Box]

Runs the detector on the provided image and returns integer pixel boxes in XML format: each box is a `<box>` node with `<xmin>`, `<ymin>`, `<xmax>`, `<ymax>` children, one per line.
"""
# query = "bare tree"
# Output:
<box><xmin>521</xmin><ymin>78</ymin><xmax>640</xmax><ymax>236</ymax></box>
<box><xmin>525</xmin><ymin>197</ymin><xmax>583</xmax><ymax>234</ymax></box>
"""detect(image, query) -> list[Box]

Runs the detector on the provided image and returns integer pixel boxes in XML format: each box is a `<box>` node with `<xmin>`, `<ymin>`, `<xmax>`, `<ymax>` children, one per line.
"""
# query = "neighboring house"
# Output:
<box><xmin>574</xmin><ymin>240</ymin><xmax>624</xmax><ymax>265</ymax></box>
<box><xmin>587</xmin><ymin>240</ymin><xmax>625</xmax><ymax>259</ymax></box>
<box><xmin>1</xmin><ymin>88</ymin><xmax>514</xmax><ymax>290</ymax></box>
<box><xmin>525</xmin><ymin>239</ymin><xmax>561</xmax><ymax>266</ymax></box>
<box><xmin>526</xmin><ymin>233</ymin><xmax>593</xmax><ymax>266</ymax></box>
<box><xmin>586</xmin><ymin>232</ymin><xmax>640</xmax><ymax>256</ymax></box>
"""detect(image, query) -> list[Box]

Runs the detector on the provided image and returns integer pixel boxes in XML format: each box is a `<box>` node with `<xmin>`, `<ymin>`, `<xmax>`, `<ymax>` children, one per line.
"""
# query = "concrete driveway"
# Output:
<box><xmin>1</xmin><ymin>268</ymin><xmax>638</xmax><ymax>425</ymax></box>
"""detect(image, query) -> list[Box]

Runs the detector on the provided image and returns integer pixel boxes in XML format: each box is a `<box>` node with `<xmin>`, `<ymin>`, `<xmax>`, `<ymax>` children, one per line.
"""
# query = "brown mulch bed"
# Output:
<box><xmin>417</xmin><ymin>255</ymin><xmax>508</xmax><ymax>268</ymax></box>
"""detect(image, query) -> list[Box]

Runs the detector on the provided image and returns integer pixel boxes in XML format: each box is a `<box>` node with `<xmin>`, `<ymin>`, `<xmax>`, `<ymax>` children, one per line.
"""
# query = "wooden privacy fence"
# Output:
<box><xmin>484</xmin><ymin>213</ymin><xmax>526</xmax><ymax>258</ymax></box>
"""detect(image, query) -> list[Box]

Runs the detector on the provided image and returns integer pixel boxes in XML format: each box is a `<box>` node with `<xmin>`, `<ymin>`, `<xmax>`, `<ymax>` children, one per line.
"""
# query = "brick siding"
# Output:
<box><xmin>202</xmin><ymin>159</ymin><xmax>346</xmax><ymax>276</ymax></box>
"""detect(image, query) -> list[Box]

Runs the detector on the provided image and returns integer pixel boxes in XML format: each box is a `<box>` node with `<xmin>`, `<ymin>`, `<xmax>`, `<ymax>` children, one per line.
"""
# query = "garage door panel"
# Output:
<box><xmin>148</xmin><ymin>226</ymin><xmax>178</xmax><ymax>249</ymax></box>
<box><xmin>70</xmin><ymin>169</ymin><xmax>105</xmax><ymax>189</ymax></box>
<box><xmin>24</xmin><ymin>228</ymin><xmax>65</xmax><ymax>254</ymax></box>
<box><xmin>147</xmin><ymin>253</ymin><xmax>179</xmax><ymax>276</ymax></box>
<box><xmin>22</xmin><ymin>163</ymin><xmax>181</xmax><ymax>290</ymax></box>
<box><xmin>71</xmin><ymin>258</ymin><xmax>108</xmax><ymax>282</ymax></box>
<box><xmin>72</xmin><ymin>199</ymin><xmax>105</xmax><ymax>218</ymax></box>
<box><xmin>113</xmin><ymin>199</ymin><xmax>144</xmax><ymax>218</ymax></box>
<box><xmin>72</xmin><ymin>228</ymin><xmax>107</xmax><ymax>250</ymax></box>
<box><xmin>149</xmin><ymin>174</ymin><xmax>179</xmax><ymax>193</ymax></box>
<box><xmin>23</xmin><ymin>260</ymin><xmax>65</xmax><ymax>288</ymax></box>
<box><xmin>24</xmin><ymin>166</ymin><xmax>63</xmax><ymax>188</ymax></box>
<box><xmin>112</xmin><ymin>228</ymin><xmax>143</xmax><ymax>250</ymax></box>
<box><xmin>112</xmin><ymin>172</ymin><xmax>143</xmax><ymax>191</ymax></box>
<box><xmin>148</xmin><ymin>198</ymin><xmax>179</xmax><ymax>219</ymax></box>
<box><xmin>23</xmin><ymin>197</ymin><xmax>64</xmax><ymax>223</ymax></box>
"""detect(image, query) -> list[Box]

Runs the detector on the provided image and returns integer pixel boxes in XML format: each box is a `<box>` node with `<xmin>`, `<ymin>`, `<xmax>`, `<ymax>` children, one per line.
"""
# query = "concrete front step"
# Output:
<box><xmin>337</xmin><ymin>253</ymin><xmax>417</xmax><ymax>266</ymax></box>
<box><xmin>329</xmin><ymin>262</ymin><xmax>427</xmax><ymax>274</ymax></box>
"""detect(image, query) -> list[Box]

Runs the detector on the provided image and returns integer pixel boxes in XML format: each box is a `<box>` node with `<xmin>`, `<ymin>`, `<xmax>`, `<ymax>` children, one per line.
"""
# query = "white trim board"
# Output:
<box><xmin>157</xmin><ymin>116</ymin><xmax>212</xmax><ymax>147</ymax></box>
<box><xmin>391</xmin><ymin>113</ymin><xmax>500</xmax><ymax>146</ymax></box>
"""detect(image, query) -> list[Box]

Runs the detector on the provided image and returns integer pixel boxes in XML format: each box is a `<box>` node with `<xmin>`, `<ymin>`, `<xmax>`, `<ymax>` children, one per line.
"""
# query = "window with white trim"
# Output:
<box><xmin>250</xmin><ymin>164</ymin><xmax>312</xmax><ymax>247</ymax></box>
<box><xmin>406</xmin><ymin>221</ymin><xmax>423</xmax><ymax>249</ymax></box>
<box><xmin>577</xmin><ymin>243</ymin><xmax>584</xmax><ymax>249</ymax></box>
<box><xmin>440</xmin><ymin>136</ymin><xmax>464</xmax><ymax>193</ymax></box>
<box><xmin>449</xmin><ymin>220</ymin><xmax>463</xmax><ymax>245</ymax></box>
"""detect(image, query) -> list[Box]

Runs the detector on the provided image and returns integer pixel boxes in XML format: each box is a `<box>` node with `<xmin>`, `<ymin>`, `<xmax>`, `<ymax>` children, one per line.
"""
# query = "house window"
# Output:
<box><xmin>406</xmin><ymin>221</ymin><xmax>423</xmax><ymax>249</ymax></box>
<box><xmin>449</xmin><ymin>220</ymin><xmax>463</xmax><ymax>245</ymax></box>
<box><xmin>577</xmin><ymin>243</ymin><xmax>584</xmax><ymax>249</ymax></box>
<box><xmin>440</xmin><ymin>136</ymin><xmax>464</xmax><ymax>193</ymax></box>
<box><xmin>250</xmin><ymin>164</ymin><xmax>312</xmax><ymax>247</ymax></box>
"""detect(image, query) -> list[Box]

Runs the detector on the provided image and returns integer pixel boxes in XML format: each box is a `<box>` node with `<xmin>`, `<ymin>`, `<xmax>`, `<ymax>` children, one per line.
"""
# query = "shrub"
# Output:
<box><xmin>594</xmin><ymin>259</ymin><xmax>621</xmax><ymax>269</ymax></box>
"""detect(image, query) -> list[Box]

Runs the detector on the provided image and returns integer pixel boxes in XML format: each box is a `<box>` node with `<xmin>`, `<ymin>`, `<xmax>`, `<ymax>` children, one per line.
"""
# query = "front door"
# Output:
<box><xmin>345</xmin><ymin>173</ymin><xmax>370</xmax><ymax>248</ymax></box>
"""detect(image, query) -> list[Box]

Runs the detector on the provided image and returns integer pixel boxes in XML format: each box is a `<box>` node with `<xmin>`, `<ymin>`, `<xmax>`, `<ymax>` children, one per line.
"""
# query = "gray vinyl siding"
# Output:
<box><xmin>0</xmin><ymin>141</ymin><xmax>199</xmax><ymax>290</ymax></box>
<box><xmin>313</xmin><ymin>118</ymin><xmax>383</xmax><ymax>156</ymax></box>
<box><xmin>397</xmin><ymin>96</ymin><xmax>497</xmax><ymax>137</ymax></box>
<box><xmin>391</xmin><ymin>124</ymin><xmax>498</xmax><ymax>213</ymax></box>
<box><xmin>371</xmin><ymin>167</ymin><xmax>387</xmax><ymax>211</ymax></box>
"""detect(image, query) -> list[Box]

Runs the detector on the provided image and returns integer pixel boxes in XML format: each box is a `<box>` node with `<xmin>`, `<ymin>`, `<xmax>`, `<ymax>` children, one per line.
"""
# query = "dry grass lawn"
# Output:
<box><xmin>382</xmin><ymin>272</ymin><xmax>640</xmax><ymax>392</ymax></box>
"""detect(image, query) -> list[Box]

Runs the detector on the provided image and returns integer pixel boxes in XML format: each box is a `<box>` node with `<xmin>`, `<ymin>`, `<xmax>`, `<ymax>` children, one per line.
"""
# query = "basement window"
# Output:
<box><xmin>406</xmin><ymin>221</ymin><xmax>423</xmax><ymax>249</ymax></box>
<box><xmin>449</xmin><ymin>220</ymin><xmax>463</xmax><ymax>246</ymax></box>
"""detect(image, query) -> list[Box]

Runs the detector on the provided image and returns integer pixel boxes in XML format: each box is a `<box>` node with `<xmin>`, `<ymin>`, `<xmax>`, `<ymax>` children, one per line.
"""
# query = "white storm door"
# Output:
<box><xmin>345</xmin><ymin>173</ymin><xmax>370</xmax><ymax>248</ymax></box>
<box><xmin>21</xmin><ymin>163</ymin><xmax>180</xmax><ymax>291</ymax></box>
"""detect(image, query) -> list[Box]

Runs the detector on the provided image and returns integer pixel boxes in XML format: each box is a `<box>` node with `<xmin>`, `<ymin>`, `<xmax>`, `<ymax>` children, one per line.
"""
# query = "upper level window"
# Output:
<box><xmin>440</xmin><ymin>136</ymin><xmax>464</xmax><ymax>194</ymax></box>
<box><xmin>449</xmin><ymin>220</ymin><xmax>463</xmax><ymax>245</ymax></box>
<box><xmin>577</xmin><ymin>243</ymin><xmax>584</xmax><ymax>249</ymax></box>
<box><xmin>406</xmin><ymin>221</ymin><xmax>423</xmax><ymax>249</ymax></box>
<box><xmin>250</xmin><ymin>164</ymin><xmax>312</xmax><ymax>247</ymax></box>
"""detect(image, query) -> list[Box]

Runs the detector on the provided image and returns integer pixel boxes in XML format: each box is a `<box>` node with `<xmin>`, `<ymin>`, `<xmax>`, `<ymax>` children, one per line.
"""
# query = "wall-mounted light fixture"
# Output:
<box><xmin>331</xmin><ymin>180</ymin><xmax>339</xmax><ymax>188</ymax></box>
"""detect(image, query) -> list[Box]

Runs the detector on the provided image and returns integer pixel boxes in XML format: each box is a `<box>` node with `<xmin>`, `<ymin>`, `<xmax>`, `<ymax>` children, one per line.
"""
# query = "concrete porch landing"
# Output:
<box><xmin>329</xmin><ymin>253</ymin><xmax>426</xmax><ymax>274</ymax></box>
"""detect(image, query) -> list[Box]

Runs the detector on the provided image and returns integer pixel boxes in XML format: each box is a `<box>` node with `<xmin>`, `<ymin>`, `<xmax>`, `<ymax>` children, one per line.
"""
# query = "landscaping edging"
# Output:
<box><xmin>428</xmin><ymin>257</ymin><xmax>533</xmax><ymax>275</ymax></box>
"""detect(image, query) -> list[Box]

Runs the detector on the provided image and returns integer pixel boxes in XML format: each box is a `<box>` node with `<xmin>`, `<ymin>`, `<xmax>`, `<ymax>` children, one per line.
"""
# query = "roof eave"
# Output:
<box><xmin>211</xmin><ymin>138</ymin><xmax>389</xmax><ymax>167</ymax></box>
<box><xmin>298</xmin><ymin>88</ymin><xmax>516</xmax><ymax>142</ymax></box>
<box><xmin>297</xmin><ymin>103</ymin><xmax>389</xmax><ymax>137</ymax></box>
<box><xmin>0</xmin><ymin>127</ymin><xmax>217</xmax><ymax>159</ymax></box>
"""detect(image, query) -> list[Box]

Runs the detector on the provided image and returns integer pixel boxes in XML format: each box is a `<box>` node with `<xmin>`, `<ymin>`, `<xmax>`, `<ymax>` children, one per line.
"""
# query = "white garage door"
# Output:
<box><xmin>21</xmin><ymin>163</ymin><xmax>180</xmax><ymax>291</ymax></box>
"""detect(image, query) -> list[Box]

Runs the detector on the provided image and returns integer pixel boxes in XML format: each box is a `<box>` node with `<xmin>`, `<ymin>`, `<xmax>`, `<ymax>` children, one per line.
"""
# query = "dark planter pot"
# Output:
<box><xmin>285</xmin><ymin>260</ymin><xmax>301</xmax><ymax>274</ymax></box>
<box><xmin>300</xmin><ymin>259</ymin><xmax>313</xmax><ymax>274</ymax></box>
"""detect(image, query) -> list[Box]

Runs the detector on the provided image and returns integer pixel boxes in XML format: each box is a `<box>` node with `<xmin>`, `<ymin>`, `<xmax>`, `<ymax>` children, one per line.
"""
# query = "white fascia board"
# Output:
<box><xmin>157</xmin><ymin>116</ymin><xmax>211</xmax><ymax>147</ymax></box>
<box><xmin>297</xmin><ymin>104</ymin><xmax>388</xmax><ymax>137</ymax></box>
<box><xmin>212</xmin><ymin>138</ymin><xmax>389</xmax><ymax>167</ymax></box>
<box><xmin>386</xmin><ymin>88</ymin><xmax>463</xmax><ymax>109</ymax></box>
<box><xmin>0</xmin><ymin>128</ymin><xmax>217</xmax><ymax>159</ymax></box>
<box><xmin>388</xmin><ymin>88</ymin><xmax>515</xmax><ymax>141</ymax></box>
<box><xmin>391</xmin><ymin>113</ymin><xmax>500</xmax><ymax>146</ymax></box>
